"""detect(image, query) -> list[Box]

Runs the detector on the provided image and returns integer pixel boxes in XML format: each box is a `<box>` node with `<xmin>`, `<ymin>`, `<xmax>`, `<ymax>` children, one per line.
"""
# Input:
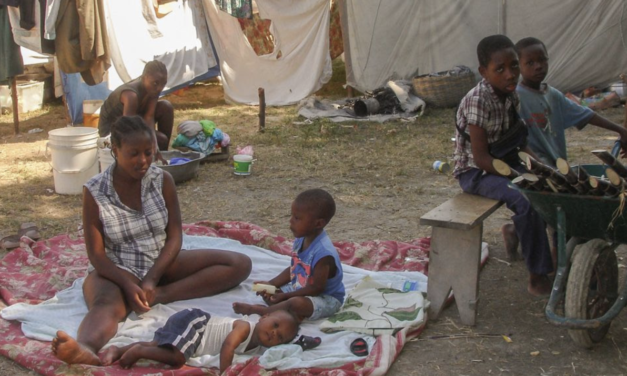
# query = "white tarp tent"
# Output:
<box><xmin>341</xmin><ymin>0</ymin><xmax>627</xmax><ymax>95</ymax></box>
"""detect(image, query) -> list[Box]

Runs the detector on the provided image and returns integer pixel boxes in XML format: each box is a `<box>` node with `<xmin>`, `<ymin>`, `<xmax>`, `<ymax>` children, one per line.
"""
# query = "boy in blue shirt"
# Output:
<box><xmin>233</xmin><ymin>189</ymin><xmax>345</xmax><ymax>321</ymax></box>
<box><xmin>454</xmin><ymin>35</ymin><xmax>553</xmax><ymax>296</ymax></box>
<box><xmin>515</xmin><ymin>37</ymin><xmax>627</xmax><ymax>166</ymax></box>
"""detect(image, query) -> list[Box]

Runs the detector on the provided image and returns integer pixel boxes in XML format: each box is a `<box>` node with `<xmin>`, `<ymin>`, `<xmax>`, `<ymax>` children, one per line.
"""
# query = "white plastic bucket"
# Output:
<box><xmin>47</xmin><ymin>127</ymin><xmax>99</xmax><ymax>194</ymax></box>
<box><xmin>98</xmin><ymin>147</ymin><xmax>115</xmax><ymax>172</ymax></box>
<box><xmin>233</xmin><ymin>154</ymin><xmax>253</xmax><ymax>175</ymax></box>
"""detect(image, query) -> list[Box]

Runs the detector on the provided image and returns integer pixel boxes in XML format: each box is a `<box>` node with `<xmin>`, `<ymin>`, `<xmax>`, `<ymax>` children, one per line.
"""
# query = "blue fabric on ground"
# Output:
<box><xmin>169</xmin><ymin>158</ymin><xmax>192</xmax><ymax>165</ymax></box>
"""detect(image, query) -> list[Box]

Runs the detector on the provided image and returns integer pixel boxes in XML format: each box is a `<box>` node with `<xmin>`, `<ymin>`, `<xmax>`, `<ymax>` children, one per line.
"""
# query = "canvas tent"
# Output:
<box><xmin>83</xmin><ymin>0</ymin><xmax>627</xmax><ymax>105</ymax></box>
<box><xmin>341</xmin><ymin>0</ymin><xmax>627</xmax><ymax>95</ymax></box>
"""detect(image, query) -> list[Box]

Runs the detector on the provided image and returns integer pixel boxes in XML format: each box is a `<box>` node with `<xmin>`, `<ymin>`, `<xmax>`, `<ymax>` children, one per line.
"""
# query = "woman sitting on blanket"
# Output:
<box><xmin>51</xmin><ymin>115</ymin><xmax>252</xmax><ymax>366</ymax></box>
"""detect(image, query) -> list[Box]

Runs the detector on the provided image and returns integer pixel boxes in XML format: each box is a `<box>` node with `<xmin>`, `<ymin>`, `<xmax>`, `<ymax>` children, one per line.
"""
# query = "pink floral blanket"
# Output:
<box><xmin>0</xmin><ymin>221</ymin><xmax>431</xmax><ymax>376</ymax></box>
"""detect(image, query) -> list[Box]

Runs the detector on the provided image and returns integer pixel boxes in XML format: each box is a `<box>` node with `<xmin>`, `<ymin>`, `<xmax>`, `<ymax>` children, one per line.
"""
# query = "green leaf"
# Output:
<box><xmin>384</xmin><ymin>304</ymin><xmax>422</xmax><ymax>321</ymax></box>
<box><xmin>327</xmin><ymin>310</ymin><xmax>363</xmax><ymax>323</ymax></box>
<box><xmin>343</xmin><ymin>297</ymin><xmax>363</xmax><ymax>309</ymax></box>
<box><xmin>377</xmin><ymin>287</ymin><xmax>403</xmax><ymax>294</ymax></box>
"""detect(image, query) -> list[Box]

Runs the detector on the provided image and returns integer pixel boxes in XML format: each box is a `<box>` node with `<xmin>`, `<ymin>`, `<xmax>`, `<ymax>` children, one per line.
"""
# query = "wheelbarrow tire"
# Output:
<box><xmin>565</xmin><ymin>239</ymin><xmax>618</xmax><ymax>348</ymax></box>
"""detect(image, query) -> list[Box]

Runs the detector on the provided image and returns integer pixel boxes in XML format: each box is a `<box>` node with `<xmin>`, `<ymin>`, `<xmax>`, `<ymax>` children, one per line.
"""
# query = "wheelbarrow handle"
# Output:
<box><xmin>611</xmin><ymin>139</ymin><xmax>622</xmax><ymax>158</ymax></box>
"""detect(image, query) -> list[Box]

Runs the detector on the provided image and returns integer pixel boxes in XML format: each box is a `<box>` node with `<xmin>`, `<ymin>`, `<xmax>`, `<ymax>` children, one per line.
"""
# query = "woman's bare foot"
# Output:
<box><xmin>528</xmin><ymin>273</ymin><xmax>552</xmax><ymax>297</ymax></box>
<box><xmin>502</xmin><ymin>224</ymin><xmax>521</xmax><ymax>261</ymax></box>
<box><xmin>100</xmin><ymin>345</ymin><xmax>123</xmax><ymax>366</ymax></box>
<box><xmin>51</xmin><ymin>331</ymin><xmax>101</xmax><ymax>366</ymax></box>
<box><xmin>233</xmin><ymin>302</ymin><xmax>267</xmax><ymax>316</ymax></box>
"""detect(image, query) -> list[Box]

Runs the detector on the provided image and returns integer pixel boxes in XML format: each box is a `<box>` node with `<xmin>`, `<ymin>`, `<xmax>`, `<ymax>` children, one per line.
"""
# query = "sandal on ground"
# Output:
<box><xmin>350</xmin><ymin>338</ymin><xmax>368</xmax><ymax>357</ymax></box>
<box><xmin>0</xmin><ymin>235</ymin><xmax>21</xmax><ymax>250</ymax></box>
<box><xmin>18</xmin><ymin>222</ymin><xmax>40</xmax><ymax>240</ymax></box>
<box><xmin>294</xmin><ymin>335</ymin><xmax>321</xmax><ymax>351</ymax></box>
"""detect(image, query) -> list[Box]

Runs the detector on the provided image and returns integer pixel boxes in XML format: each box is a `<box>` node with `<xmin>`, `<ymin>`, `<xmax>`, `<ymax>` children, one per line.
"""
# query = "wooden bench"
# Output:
<box><xmin>420</xmin><ymin>192</ymin><xmax>503</xmax><ymax>326</ymax></box>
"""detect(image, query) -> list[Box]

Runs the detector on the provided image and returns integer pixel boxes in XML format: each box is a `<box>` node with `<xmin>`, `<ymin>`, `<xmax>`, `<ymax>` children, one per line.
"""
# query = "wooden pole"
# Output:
<box><xmin>61</xmin><ymin>94</ymin><xmax>72</xmax><ymax>125</ymax></box>
<box><xmin>555</xmin><ymin>158</ymin><xmax>590</xmax><ymax>194</ymax></box>
<box><xmin>521</xmin><ymin>173</ymin><xmax>545</xmax><ymax>191</ymax></box>
<box><xmin>512</xmin><ymin>174</ymin><xmax>540</xmax><ymax>191</ymax></box>
<box><xmin>347</xmin><ymin>85</ymin><xmax>354</xmax><ymax>98</ymax></box>
<box><xmin>606</xmin><ymin>168</ymin><xmax>627</xmax><ymax>191</ymax></box>
<box><xmin>492</xmin><ymin>159</ymin><xmax>520</xmax><ymax>179</ymax></box>
<box><xmin>591</xmin><ymin>150</ymin><xmax>627</xmax><ymax>178</ymax></box>
<box><xmin>519</xmin><ymin>151</ymin><xmax>574</xmax><ymax>192</ymax></box>
<box><xmin>556</xmin><ymin>158</ymin><xmax>578</xmax><ymax>184</ymax></box>
<box><xmin>621</xmin><ymin>73</ymin><xmax>627</xmax><ymax>128</ymax></box>
<box><xmin>258</xmin><ymin>87</ymin><xmax>266</xmax><ymax>133</ymax></box>
<box><xmin>511</xmin><ymin>175</ymin><xmax>531</xmax><ymax>190</ymax></box>
<box><xmin>545</xmin><ymin>179</ymin><xmax>559</xmax><ymax>193</ymax></box>
<box><xmin>589</xmin><ymin>176</ymin><xmax>619</xmax><ymax>196</ymax></box>
<box><xmin>585</xmin><ymin>176</ymin><xmax>606</xmax><ymax>196</ymax></box>
<box><xmin>10</xmin><ymin>77</ymin><xmax>19</xmax><ymax>135</ymax></box>
<box><xmin>519</xmin><ymin>152</ymin><xmax>554</xmax><ymax>179</ymax></box>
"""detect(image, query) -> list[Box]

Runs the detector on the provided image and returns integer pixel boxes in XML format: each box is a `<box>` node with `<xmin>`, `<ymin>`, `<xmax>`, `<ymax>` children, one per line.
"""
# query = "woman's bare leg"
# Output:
<box><xmin>154</xmin><ymin>100</ymin><xmax>174</xmax><ymax>151</ymax></box>
<box><xmin>52</xmin><ymin>271</ymin><xmax>133</xmax><ymax>365</ymax></box>
<box><xmin>153</xmin><ymin>249</ymin><xmax>252</xmax><ymax>305</ymax></box>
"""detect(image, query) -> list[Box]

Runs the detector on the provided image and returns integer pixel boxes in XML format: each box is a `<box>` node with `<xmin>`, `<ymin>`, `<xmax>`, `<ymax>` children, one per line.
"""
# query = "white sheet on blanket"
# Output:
<box><xmin>1</xmin><ymin>235</ymin><xmax>431</xmax><ymax>370</ymax></box>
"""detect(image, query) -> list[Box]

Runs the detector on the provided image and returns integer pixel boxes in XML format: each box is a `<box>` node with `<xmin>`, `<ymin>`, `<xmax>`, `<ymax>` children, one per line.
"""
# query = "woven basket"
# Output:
<box><xmin>412</xmin><ymin>70</ymin><xmax>477</xmax><ymax>108</ymax></box>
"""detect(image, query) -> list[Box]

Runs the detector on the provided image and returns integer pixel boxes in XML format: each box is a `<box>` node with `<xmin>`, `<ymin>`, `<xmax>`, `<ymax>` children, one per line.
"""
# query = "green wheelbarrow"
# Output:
<box><xmin>514</xmin><ymin>141</ymin><xmax>626</xmax><ymax>348</ymax></box>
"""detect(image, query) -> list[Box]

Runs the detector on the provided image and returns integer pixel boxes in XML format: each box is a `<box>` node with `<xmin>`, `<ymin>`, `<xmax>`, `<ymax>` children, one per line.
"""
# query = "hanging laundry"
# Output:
<box><xmin>18</xmin><ymin>0</ymin><xmax>35</xmax><ymax>29</ymax></box>
<box><xmin>0</xmin><ymin>5</ymin><xmax>24</xmax><ymax>82</ymax></box>
<box><xmin>43</xmin><ymin>0</ymin><xmax>62</xmax><ymax>40</ymax></box>
<box><xmin>215</xmin><ymin>0</ymin><xmax>252</xmax><ymax>19</ymax></box>
<box><xmin>55</xmin><ymin>0</ymin><xmax>110</xmax><ymax>85</ymax></box>
<box><xmin>6</xmin><ymin>0</ymin><xmax>55</xmax><ymax>54</ymax></box>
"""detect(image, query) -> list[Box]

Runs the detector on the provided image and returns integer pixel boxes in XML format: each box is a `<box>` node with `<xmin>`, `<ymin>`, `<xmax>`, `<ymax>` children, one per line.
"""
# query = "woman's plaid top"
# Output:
<box><xmin>84</xmin><ymin>164</ymin><xmax>168</xmax><ymax>279</ymax></box>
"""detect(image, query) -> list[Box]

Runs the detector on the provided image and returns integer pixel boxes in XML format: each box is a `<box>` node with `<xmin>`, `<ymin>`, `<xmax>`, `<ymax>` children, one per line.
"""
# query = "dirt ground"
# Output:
<box><xmin>1</xmin><ymin>75</ymin><xmax>627</xmax><ymax>375</ymax></box>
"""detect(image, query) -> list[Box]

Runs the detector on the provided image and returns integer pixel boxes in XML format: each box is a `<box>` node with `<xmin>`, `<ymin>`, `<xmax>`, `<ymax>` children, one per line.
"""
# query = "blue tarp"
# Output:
<box><xmin>60</xmin><ymin>71</ymin><xmax>111</xmax><ymax>125</ymax></box>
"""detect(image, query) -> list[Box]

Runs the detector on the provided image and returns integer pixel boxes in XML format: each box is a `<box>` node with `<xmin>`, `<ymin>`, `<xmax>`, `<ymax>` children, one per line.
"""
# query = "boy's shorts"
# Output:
<box><xmin>281</xmin><ymin>284</ymin><xmax>343</xmax><ymax>321</ymax></box>
<box><xmin>153</xmin><ymin>308</ymin><xmax>211</xmax><ymax>359</ymax></box>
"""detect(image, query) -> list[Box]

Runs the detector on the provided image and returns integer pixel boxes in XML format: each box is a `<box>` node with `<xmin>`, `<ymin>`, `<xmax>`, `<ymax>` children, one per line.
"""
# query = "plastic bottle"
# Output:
<box><xmin>388</xmin><ymin>280</ymin><xmax>420</xmax><ymax>292</ymax></box>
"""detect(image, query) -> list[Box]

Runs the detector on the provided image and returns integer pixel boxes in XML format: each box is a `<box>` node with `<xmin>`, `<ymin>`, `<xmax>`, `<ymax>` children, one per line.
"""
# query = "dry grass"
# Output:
<box><xmin>0</xmin><ymin>61</ymin><xmax>623</xmax><ymax>245</ymax></box>
<box><xmin>0</xmin><ymin>58</ymin><xmax>459</xmax><ymax>246</ymax></box>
